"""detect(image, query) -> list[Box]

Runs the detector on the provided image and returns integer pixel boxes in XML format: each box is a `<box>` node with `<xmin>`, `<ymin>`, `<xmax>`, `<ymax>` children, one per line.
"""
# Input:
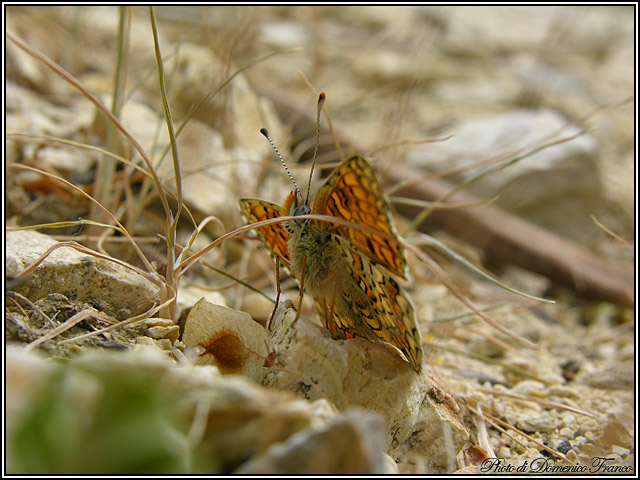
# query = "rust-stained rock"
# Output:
<box><xmin>183</xmin><ymin>299</ymin><xmax>269</xmax><ymax>381</ymax></box>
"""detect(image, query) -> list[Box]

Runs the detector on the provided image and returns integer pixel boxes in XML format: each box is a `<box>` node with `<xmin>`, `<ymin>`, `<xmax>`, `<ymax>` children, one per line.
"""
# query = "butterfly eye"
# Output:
<box><xmin>294</xmin><ymin>203</ymin><xmax>311</xmax><ymax>217</ymax></box>
<box><xmin>284</xmin><ymin>201</ymin><xmax>311</xmax><ymax>234</ymax></box>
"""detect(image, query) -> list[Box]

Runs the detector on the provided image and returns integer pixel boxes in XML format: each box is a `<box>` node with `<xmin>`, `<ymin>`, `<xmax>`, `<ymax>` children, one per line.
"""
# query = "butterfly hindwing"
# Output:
<box><xmin>317</xmin><ymin>235</ymin><xmax>423</xmax><ymax>372</ymax></box>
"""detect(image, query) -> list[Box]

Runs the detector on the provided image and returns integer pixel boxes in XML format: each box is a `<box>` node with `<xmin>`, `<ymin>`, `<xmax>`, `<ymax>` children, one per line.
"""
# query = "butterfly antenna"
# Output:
<box><xmin>304</xmin><ymin>92</ymin><xmax>326</xmax><ymax>205</ymax></box>
<box><xmin>260</xmin><ymin>127</ymin><xmax>303</xmax><ymax>199</ymax></box>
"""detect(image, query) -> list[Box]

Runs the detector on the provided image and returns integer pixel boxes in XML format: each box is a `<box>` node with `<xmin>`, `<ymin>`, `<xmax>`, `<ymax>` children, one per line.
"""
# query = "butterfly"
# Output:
<box><xmin>239</xmin><ymin>154</ymin><xmax>424</xmax><ymax>373</ymax></box>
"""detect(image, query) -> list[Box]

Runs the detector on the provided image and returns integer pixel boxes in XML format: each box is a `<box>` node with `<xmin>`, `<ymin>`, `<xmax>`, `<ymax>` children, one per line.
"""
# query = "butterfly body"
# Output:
<box><xmin>240</xmin><ymin>155</ymin><xmax>424</xmax><ymax>372</ymax></box>
<box><xmin>287</xmin><ymin>221</ymin><xmax>342</xmax><ymax>296</ymax></box>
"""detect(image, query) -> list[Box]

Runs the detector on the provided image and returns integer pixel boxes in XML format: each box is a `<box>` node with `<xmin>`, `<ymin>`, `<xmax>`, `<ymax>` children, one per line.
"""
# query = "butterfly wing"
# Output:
<box><xmin>238</xmin><ymin>198</ymin><xmax>291</xmax><ymax>268</ymax></box>
<box><xmin>312</xmin><ymin>155</ymin><xmax>407</xmax><ymax>279</ymax></box>
<box><xmin>318</xmin><ymin>235</ymin><xmax>423</xmax><ymax>372</ymax></box>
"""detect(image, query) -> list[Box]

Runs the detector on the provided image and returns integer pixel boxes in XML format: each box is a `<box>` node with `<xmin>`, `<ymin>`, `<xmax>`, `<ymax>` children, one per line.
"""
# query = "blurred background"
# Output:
<box><xmin>5</xmin><ymin>5</ymin><xmax>635</xmax><ymax>474</ymax></box>
<box><xmin>7</xmin><ymin>5</ymin><xmax>634</xmax><ymax>253</ymax></box>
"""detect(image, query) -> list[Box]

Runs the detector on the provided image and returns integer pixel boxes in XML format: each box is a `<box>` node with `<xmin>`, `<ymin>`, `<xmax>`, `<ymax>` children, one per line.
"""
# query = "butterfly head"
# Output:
<box><xmin>282</xmin><ymin>190</ymin><xmax>311</xmax><ymax>234</ymax></box>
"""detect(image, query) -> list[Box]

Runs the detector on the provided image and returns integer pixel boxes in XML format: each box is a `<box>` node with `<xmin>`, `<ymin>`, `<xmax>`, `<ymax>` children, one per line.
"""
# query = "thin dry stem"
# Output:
<box><xmin>25</xmin><ymin>308</ymin><xmax>116</xmax><ymax>352</ymax></box>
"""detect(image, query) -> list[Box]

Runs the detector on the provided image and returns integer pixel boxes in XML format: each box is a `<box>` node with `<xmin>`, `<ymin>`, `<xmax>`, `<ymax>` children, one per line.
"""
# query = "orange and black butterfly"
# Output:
<box><xmin>240</xmin><ymin>151</ymin><xmax>423</xmax><ymax>373</ymax></box>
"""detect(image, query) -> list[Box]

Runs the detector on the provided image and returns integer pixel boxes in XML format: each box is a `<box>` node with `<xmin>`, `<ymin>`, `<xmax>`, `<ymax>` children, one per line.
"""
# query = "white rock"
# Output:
<box><xmin>6</xmin><ymin>83</ymin><xmax>95</xmax><ymax>139</ymax></box>
<box><xmin>511</xmin><ymin>380</ymin><xmax>547</xmax><ymax>396</ymax></box>
<box><xmin>145</xmin><ymin>324</ymin><xmax>180</xmax><ymax>343</ymax></box>
<box><xmin>177</xmin><ymin>283</ymin><xmax>227</xmax><ymax>317</ymax></box>
<box><xmin>93</xmin><ymin>95</ymin><xmax>169</xmax><ymax>161</ymax></box>
<box><xmin>441</xmin><ymin>7</ymin><xmax>565</xmax><ymax>55</ymax></box>
<box><xmin>260</xmin><ymin>20</ymin><xmax>311</xmax><ymax>48</ymax></box>
<box><xmin>37</xmin><ymin>147</ymin><xmax>95</xmax><ymax>174</ymax></box>
<box><xmin>262</xmin><ymin>302</ymin><xmax>468</xmax><ymax>472</ymax></box>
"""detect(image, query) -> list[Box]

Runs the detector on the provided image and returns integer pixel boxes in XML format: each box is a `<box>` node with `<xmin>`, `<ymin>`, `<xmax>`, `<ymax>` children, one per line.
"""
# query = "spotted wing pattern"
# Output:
<box><xmin>238</xmin><ymin>154</ymin><xmax>423</xmax><ymax>373</ymax></box>
<box><xmin>238</xmin><ymin>198</ymin><xmax>291</xmax><ymax>268</ymax></box>
<box><xmin>315</xmin><ymin>234</ymin><xmax>423</xmax><ymax>372</ymax></box>
<box><xmin>312</xmin><ymin>155</ymin><xmax>408</xmax><ymax>279</ymax></box>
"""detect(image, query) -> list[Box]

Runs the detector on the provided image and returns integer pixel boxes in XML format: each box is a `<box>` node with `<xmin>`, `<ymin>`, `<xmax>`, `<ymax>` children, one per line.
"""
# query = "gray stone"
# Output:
<box><xmin>407</xmin><ymin>109</ymin><xmax>600</xmax><ymax>239</ymax></box>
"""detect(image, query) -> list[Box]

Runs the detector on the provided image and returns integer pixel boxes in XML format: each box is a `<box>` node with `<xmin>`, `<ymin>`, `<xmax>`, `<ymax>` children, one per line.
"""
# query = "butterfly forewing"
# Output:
<box><xmin>239</xmin><ymin>198</ymin><xmax>291</xmax><ymax>267</ymax></box>
<box><xmin>312</xmin><ymin>155</ymin><xmax>408</xmax><ymax>279</ymax></box>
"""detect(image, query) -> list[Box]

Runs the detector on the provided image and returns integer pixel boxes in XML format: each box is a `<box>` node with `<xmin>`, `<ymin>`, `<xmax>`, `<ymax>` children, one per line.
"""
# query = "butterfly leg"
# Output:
<box><xmin>266</xmin><ymin>260</ymin><xmax>281</xmax><ymax>331</ymax></box>
<box><xmin>293</xmin><ymin>254</ymin><xmax>307</xmax><ymax>324</ymax></box>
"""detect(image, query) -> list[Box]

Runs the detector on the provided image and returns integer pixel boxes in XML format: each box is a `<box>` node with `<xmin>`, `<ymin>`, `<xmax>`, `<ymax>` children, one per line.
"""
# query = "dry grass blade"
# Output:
<box><xmin>433</xmin><ymin>344</ymin><xmax>549</xmax><ymax>384</ymax></box>
<box><xmin>412</xmin><ymin>233</ymin><xmax>554</xmax><ymax>304</ymax></box>
<box><xmin>89</xmin><ymin>6</ymin><xmax>128</xmax><ymax>230</ymax></box>
<box><xmin>25</xmin><ymin>308</ymin><xmax>117</xmax><ymax>352</ymax></box>
<box><xmin>6</xmin><ymin>133</ymin><xmax>144</xmax><ymax>174</ymax></box>
<box><xmin>12</xmin><ymin>239</ymin><xmax>157</xmax><ymax>290</ymax></box>
<box><xmin>7</xmin><ymin>292</ymin><xmax>56</xmax><ymax>329</ymax></box>
<box><xmin>429</xmin><ymin>303</ymin><xmax>510</xmax><ymax>324</ymax></box>
<box><xmin>477</xmin><ymin>387</ymin><xmax>596</xmax><ymax>418</ymax></box>
<box><xmin>369</xmin><ymin>134</ymin><xmax>455</xmax><ymax>159</ymax></box>
<box><xmin>590</xmin><ymin>214</ymin><xmax>631</xmax><ymax>249</ymax></box>
<box><xmin>459</xmin><ymin>325</ymin><xmax>536</xmax><ymax>362</ymax></box>
<box><xmin>406</xmin><ymin>242</ymin><xmax>540</xmax><ymax>350</ymax></box>
<box><xmin>150</xmin><ymin>6</ymin><xmax>183</xmax><ymax>220</ymax></box>
<box><xmin>473</xmin><ymin>406</ymin><xmax>497</xmax><ymax>458</ymax></box>
<box><xmin>390</xmin><ymin>195</ymin><xmax>499</xmax><ymax>211</ymax></box>
<box><xmin>9</xmin><ymin>158</ymin><xmax>155</xmax><ymax>276</ymax></box>
<box><xmin>56</xmin><ymin>294</ymin><xmax>173</xmax><ymax>345</ymax></box>
<box><xmin>471</xmin><ymin>406</ymin><xmax>576</xmax><ymax>465</ymax></box>
<box><xmin>6</xmin><ymin>31</ymin><xmax>173</xmax><ymax>220</ymax></box>
<box><xmin>7</xmin><ymin>220</ymin><xmax>125</xmax><ymax>234</ymax></box>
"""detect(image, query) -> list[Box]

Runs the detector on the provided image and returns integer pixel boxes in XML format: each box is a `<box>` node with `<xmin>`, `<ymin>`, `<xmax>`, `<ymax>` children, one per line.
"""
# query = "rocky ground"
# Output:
<box><xmin>5</xmin><ymin>5</ymin><xmax>635</xmax><ymax>474</ymax></box>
